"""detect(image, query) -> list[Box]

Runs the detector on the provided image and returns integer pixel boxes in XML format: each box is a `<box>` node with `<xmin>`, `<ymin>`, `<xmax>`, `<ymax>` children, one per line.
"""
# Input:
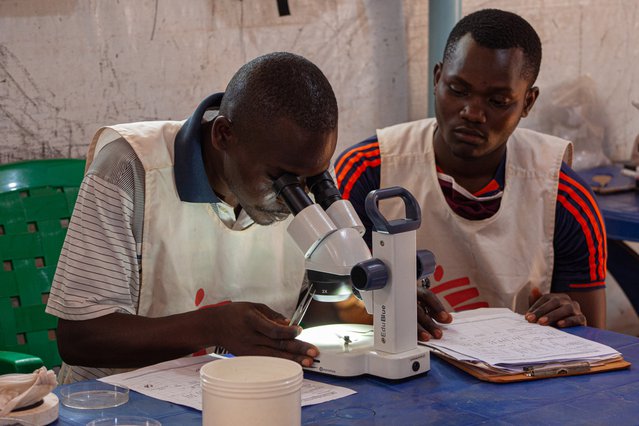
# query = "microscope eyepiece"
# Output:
<box><xmin>273</xmin><ymin>173</ymin><xmax>313</xmax><ymax>215</ymax></box>
<box><xmin>276</xmin><ymin>170</ymin><xmax>373</xmax><ymax>305</ymax></box>
<box><xmin>306</xmin><ymin>171</ymin><xmax>342</xmax><ymax>211</ymax></box>
<box><xmin>274</xmin><ymin>171</ymin><xmax>343</xmax><ymax>215</ymax></box>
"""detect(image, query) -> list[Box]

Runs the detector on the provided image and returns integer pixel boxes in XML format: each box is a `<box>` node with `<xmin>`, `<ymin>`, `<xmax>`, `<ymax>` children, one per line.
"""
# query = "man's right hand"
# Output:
<box><xmin>57</xmin><ymin>303</ymin><xmax>319</xmax><ymax>370</ymax></box>
<box><xmin>210</xmin><ymin>302</ymin><xmax>319</xmax><ymax>367</ymax></box>
<box><xmin>416</xmin><ymin>286</ymin><xmax>452</xmax><ymax>341</ymax></box>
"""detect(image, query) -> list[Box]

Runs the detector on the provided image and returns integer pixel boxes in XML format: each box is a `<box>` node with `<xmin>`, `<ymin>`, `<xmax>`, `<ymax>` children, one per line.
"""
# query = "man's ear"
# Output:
<box><xmin>433</xmin><ymin>62</ymin><xmax>443</xmax><ymax>88</ymax></box>
<box><xmin>521</xmin><ymin>86</ymin><xmax>539</xmax><ymax>118</ymax></box>
<box><xmin>211</xmin><ymin>115</ymin><xmax>233</xmax><ymax>151</ymax></box>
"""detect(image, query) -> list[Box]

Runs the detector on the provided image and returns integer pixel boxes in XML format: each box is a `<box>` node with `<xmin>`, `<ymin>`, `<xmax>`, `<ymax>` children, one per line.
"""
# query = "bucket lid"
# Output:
<box><xmin>200</xmin><ymin>356</ymin><xmax>303</xmax><ymax>389</ymax></box>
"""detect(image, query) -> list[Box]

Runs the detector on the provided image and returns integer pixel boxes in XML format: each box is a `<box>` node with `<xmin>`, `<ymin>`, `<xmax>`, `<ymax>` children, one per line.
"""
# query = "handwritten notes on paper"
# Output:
<box><xmin>99</xmin><ymin>355</ymin><xmax>356</xmax><ymax>410</ymax></box>
<box><xmin>421</xmin><ymin>308</ymin><xmax>620</xmax><ymax>373</ymax></box>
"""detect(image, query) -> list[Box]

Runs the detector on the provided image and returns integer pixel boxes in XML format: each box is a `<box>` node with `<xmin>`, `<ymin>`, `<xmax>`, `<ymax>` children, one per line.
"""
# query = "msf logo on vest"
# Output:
<box><xmin>430</xmin><ymin>265</ymin><xmax>488</xmax><ymax>311</ymax></box>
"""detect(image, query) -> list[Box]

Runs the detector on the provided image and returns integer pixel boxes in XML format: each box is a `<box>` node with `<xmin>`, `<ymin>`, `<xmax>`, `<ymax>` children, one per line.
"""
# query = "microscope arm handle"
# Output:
<box><xmin>364</xmin><ymin>187</ymin><xmax>421</xmax><ymax>234</ymax></box>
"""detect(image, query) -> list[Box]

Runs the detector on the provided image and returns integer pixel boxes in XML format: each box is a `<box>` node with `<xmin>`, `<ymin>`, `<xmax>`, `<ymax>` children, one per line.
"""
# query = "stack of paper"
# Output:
<box><xmin>421</xmin><ymin>308</ymin><xmax>622</xmax><ymax>377</ymax></box>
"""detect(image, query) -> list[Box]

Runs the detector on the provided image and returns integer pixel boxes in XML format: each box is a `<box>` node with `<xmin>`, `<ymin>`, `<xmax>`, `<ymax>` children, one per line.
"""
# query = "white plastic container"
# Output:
<box><xmin>200</xmin><ymin>356</ymin><xmax>303</xmax><ymax>426</ymax></box>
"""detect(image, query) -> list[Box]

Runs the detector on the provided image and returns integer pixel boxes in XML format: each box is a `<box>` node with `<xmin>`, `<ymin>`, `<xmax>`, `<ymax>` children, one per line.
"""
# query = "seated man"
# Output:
<box><xmin>46</xmin><ymin>52</ymin><xmax>338</xmax><ymax>382</ymax></box>
<box><xmin>335</xmin><ymin>9</ymin><xmax>606</xmax><ymax>338</ymax></box>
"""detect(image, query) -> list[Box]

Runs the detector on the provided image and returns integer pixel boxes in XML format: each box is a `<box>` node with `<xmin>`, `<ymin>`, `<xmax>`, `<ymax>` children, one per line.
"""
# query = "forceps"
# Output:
<box><xmin>289</xmin><ymin>284</ymin><xmax>315</xmax><ymax>326</ymax></box>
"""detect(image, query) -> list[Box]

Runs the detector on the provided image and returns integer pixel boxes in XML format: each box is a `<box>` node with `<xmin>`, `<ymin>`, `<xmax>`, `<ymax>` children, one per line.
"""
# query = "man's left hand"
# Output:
<box><xmin>417</xmin><ymin>286</ymin><xmax>452</xmax><ymax>341</ymax></box>
<box><xmin>526</xmin><ymin>287</ymin><xmax>586</xmax><ymax>327</ymax></box>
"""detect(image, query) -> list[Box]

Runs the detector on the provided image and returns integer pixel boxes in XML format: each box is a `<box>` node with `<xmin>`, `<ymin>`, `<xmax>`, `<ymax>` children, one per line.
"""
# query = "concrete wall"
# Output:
<box><xmin>1</xmin><ymin>0</ymin><xmax>637</xmax><ymax>164</ymax></box>
<box><xmin>0</xmin><ymin>0</ymin><xmax>412</xmax><ymax>162</ymax></box>
<box><xmin>1</xmin><ymin>0</ymin><xmax>637</xmax><ymax>333</ymax></box>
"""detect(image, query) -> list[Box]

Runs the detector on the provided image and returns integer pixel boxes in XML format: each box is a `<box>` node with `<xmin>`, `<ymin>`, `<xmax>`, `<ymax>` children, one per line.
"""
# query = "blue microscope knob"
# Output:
<box><xmin>416</xmin><ymin>249</ymin><xmax>436</xmax><ymax>280</ymax></box>
<box><xmin>351</xmin><ymin>258</ymin><xmax>388</xmax><ymax>291</ymax></box>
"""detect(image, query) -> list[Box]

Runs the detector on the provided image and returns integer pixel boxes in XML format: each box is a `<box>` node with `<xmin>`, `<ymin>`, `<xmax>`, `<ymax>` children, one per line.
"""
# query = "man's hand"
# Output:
<box><xmin>57</xmin><ymin>302</ymin><xmax>319</xmax><ymax>369</ymax></box>
<box><xmin>526</xmin><ymin>287</ymin><xmax>586</xmax><ymax>327</ymax></box>
<box><xmin>213</xmin><ymin>302</ymin><xmax>319</xmax><ymax>367</ymax></box>
<box><xmin>416</xmin><ymin>286</ymin><xmax>452</xmax><ymax>341</ymax></box>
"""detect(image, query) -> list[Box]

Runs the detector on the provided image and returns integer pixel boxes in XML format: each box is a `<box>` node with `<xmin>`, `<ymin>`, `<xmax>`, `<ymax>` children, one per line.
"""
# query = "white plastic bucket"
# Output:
<box><xmin>200</xmin><ymin>356</ymin><xmax>303</xmax><ymax>426</ymax></box>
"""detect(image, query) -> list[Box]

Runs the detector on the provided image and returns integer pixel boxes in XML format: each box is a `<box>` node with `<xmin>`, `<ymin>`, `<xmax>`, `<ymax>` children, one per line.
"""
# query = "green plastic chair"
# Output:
<box><xmin>0</xmin><ymin>159</ymin><xmax>85</xmax><ymax>374</ymax></box>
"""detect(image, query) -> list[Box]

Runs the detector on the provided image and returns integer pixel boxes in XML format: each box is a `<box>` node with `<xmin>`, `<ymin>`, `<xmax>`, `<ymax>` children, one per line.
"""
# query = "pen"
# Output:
<box><xmin>209</xmin><ymin>352</ymin><xmax>235</xmax><ymax>360</ymax></box>
<box><xmin>523</xmin><ymin>361</ymin><xmax>591</xmax><ymax>377</ymax></box>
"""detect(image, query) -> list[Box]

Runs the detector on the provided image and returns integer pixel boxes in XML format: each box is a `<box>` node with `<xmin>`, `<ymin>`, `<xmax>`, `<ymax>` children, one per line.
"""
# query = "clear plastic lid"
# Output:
<box><xmin>59</xmin><ymin>382</ymin><xmax>129</xmax><ymax>409</ymax></box>
<box><xmin>86</xmin><ymin>416</ymin><xmax>161</xmax><ymax>426</ymax></box>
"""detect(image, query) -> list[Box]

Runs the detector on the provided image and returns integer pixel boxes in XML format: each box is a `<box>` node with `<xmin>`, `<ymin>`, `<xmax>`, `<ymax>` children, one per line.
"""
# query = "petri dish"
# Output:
<box><xmin>86</xmin><ymin>416</ymin><xmax>161</xmax><ymax>426</ymax></box>
<box><xmin>59</xmin><ymin>382</ymin><xmax>129</xmax><ymax>409</ymax></box>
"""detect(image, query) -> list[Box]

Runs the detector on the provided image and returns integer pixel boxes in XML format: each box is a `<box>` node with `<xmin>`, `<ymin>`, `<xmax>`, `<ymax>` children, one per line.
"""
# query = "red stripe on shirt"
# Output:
<box><xmin>341</xmin><ymin>158</ymin><xmax>382</xmax><ymax>199</ymax></box>
<box><xmin>473</xmin><ymin>179</ymin><xmax>500</xmax><ymax>196</ymax></box>
<box><xmin>559</xmin><ymin>172</ymin><xmax>608</xmax><ymax>273</ymax></box>
<box><xmin>558</xmin><ymin>182</ymin><xmax>605</xmax><ymax>280</ymax></box>
<box><xmin>557</xmin><ymin>194</ymin><xmax>597</xmax><ymax>282</ymax></box>
<box><xmin>569</xmin><ymin>281</ymin><xmax>606</xmax><ymax>289</ymax></box>
<box><xmin>560</xmin><ymin>171</ymin><xmax>607</xmax><ymax>279</ymax></box>
<box><xmin>335</xmin><ymin>142</ymin><xmax>379</xmax><ymax>185</ymax></box>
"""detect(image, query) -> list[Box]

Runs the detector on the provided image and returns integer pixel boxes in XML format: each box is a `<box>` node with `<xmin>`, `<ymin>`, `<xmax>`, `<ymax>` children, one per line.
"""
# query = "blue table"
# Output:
<box><xmin>596</xmin><ymin>188</ymin><xmax>639</xmax><ymax>241</ymax></box>
<box><xmin>579</xmin><ymin>165</ymin><xmax>639</xmax><ymax>313</ymax></box>
<box><xmin>53</xmin><ymin>327</ymin><xmax>639</xmax><ymax>426</ymax></box>
<box><xmin>579</xmin><ymin>165</ymin><xmax>639</xmax><ymax>241</ymax></box>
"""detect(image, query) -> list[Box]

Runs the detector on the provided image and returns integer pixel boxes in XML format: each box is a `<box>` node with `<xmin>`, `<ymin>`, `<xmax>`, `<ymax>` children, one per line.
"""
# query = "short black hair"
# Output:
<box><xmin>220</xmin><ymin>52</ymin><xmax>337</xmax><ymax>136</ymax></box>
<box><xmin>443</xmin><ymin>9</ymin><xmax>542</xmax><ymax>84</ymax></box>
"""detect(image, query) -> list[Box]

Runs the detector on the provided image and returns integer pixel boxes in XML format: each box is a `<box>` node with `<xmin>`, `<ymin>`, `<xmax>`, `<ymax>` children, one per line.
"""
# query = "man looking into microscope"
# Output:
<box><xmin>47</xmin><ymin>52</ymin><xmax>338</xmax><ymax>382</ymax></box>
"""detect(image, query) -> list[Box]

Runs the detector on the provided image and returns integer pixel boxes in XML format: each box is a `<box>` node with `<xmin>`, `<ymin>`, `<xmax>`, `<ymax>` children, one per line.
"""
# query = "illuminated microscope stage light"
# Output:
<box><xmin>298</xmin><ymin>324</ymin><xmax>430</xmax><ymax>379</ymax></box>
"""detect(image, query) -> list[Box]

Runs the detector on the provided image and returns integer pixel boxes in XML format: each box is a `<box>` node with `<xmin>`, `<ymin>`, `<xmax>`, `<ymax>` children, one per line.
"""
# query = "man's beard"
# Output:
<box><xmin>242</xmin><ymin>203</ymin><xmax>291</xmax><ymax>225</ymax></box>
<box><xmin>239</xmin><ymin>188</ymin><xmax>291</xmax><ymax>226</ymax></box>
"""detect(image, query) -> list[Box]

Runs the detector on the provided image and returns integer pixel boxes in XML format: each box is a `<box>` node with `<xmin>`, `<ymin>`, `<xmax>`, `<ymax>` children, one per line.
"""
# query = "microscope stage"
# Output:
<box><xmin>298</xmin><ymin>324</ymin><xmax>430</xmax><ymax>379</ymax></box>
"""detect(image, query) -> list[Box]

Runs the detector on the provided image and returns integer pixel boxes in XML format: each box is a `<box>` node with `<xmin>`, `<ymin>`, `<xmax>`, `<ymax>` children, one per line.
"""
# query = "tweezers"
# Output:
<box><xmin>289</xmin><ymin>284</ymin><xmax>315</xmax><ymax>326</ymax></box>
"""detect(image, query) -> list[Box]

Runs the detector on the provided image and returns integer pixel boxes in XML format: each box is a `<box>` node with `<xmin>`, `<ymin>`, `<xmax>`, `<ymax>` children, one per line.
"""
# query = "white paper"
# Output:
<box><xmin>99</xmin><ymin>355</ymin><xmax>356</xmax><ymax>410</ymax></box>
<box><xmin>421</xmin><ymin>308</ymin><xmax>620</xmax><ymax>370</ymax></box>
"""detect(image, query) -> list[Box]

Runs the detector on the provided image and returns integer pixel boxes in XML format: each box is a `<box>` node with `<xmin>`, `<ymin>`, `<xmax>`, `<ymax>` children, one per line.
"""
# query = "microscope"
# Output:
<box><xmin>273</xmin><ymin>172</ymin><xmax>434</xmax><ymax>379</ymax></box>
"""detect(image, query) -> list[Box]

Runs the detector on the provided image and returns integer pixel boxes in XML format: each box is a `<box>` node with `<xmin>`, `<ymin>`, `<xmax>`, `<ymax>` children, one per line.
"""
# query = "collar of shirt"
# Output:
<box><xmin>435</xmin><ymin>150</ymin><xmax>507</xmax><ymax>199</ymax></box>
<box><xmin>174</xmin><ymin>92</ymin><xmax>224</xmax><ymax>203</ymax></box>
<box><xmin>491</xmin><ymin>152</ymin><xmax>506</xmax><ymax>192</ymax></box>
<box><xmin>173</xmin><ymin>92</ymin><xmax>255</xmax><ymax>230</ymax></box>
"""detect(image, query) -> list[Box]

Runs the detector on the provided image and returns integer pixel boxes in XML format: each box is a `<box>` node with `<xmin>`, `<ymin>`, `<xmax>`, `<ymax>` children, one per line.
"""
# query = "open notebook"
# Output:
<box><xmin>420</xmin><ymin>308</ymin><xmax>630</xmax><ymax>382</ymax></box>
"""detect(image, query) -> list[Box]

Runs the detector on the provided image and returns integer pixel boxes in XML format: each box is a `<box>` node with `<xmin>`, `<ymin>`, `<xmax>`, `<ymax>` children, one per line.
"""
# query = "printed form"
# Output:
<box><xmin>99</xmin><ymin>355</ymin><xmax>356</xmax><ymax>410</ymax></box>
<box><xmin>421</xmin><ymin>308</ymin><xmax>620</xmax><ymax>370</ymax></box>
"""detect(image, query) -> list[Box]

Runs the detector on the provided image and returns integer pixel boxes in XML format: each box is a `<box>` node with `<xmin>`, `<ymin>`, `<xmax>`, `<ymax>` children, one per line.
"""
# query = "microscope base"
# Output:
<box><xmin>297</xmin><ymin>324</ymin><xmax>430</xmax><ymax>379</ymax></box>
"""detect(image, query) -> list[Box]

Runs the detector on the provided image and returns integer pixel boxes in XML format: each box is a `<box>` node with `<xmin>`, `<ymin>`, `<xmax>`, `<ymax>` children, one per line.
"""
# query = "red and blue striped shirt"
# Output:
<box><xmin>335</xmin><ymin>137</ymin><xmax>606</xmax><ymax>293</ymax></box>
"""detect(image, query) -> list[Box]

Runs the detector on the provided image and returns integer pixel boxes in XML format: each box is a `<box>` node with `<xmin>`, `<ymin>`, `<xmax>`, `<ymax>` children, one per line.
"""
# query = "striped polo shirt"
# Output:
<box><xmin>45</xmin><ymin>95</ymin><xmax>259</xmax><ymax>382</ymax></box>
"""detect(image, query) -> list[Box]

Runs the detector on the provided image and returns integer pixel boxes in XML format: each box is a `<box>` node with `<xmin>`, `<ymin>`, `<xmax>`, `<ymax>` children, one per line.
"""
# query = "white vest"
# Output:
<box><xmin>86</xmin><ymin>121</ymin><xmax>305</xmax><ymax>318</ymax></box>
<box><xmin>377</xmin><ymin>118</ymin><xmax>572</xmax><ymax>314</ymax></box>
